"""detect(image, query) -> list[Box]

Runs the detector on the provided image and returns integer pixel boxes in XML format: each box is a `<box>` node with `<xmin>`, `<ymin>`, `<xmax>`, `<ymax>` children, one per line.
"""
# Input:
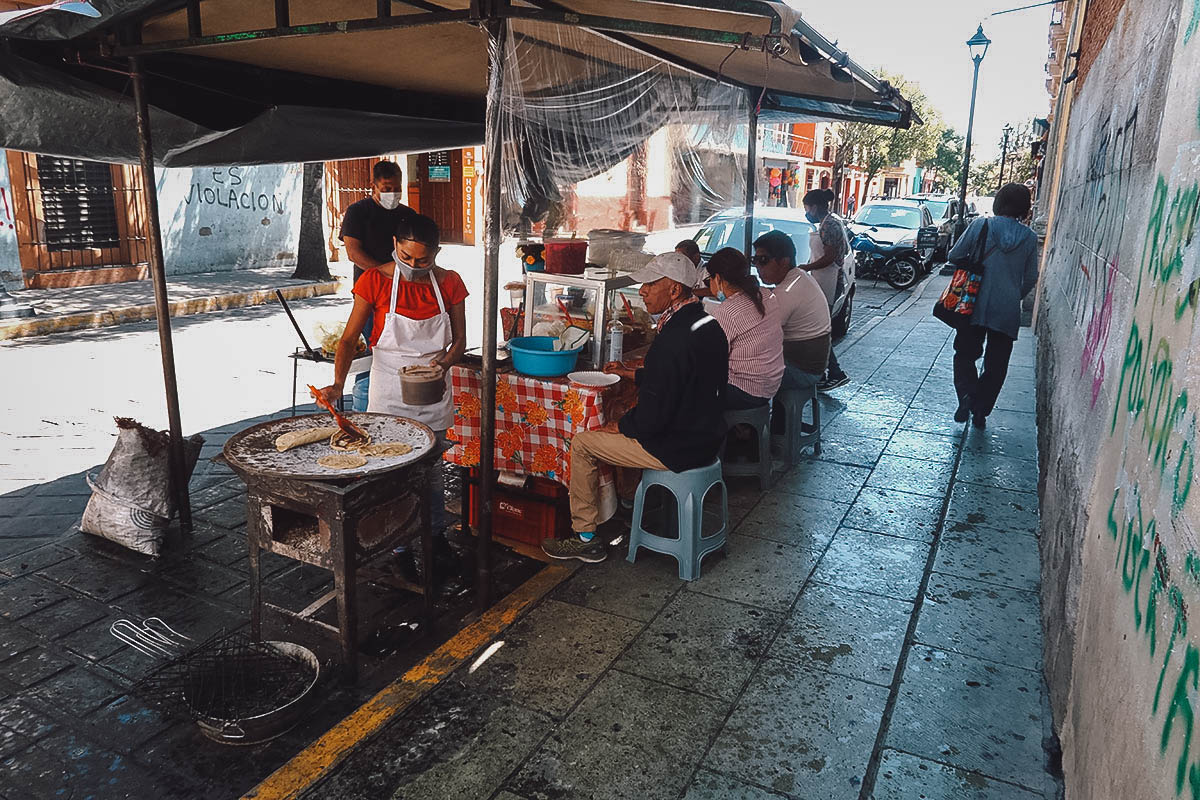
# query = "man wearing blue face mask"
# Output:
<box><xmin>320</xmin><ymin>214</ymin><xmax>468</xmax><ymax>585</ymax></box>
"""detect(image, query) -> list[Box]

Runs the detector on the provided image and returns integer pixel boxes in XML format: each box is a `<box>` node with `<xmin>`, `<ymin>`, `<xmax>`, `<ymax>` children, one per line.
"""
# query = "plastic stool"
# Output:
<box><xmin>773</xmin><ymin>386</ymin><xmax>822</xmax><ymax>466</ymax></box>
<box><xmin>720</xmin><ymin>405</ymin><xmax>773</xmax><ymax>490</ymax></box>
<box><xmin>627</xmin><ymin>461</ymin><xmax>728</xmax><ymax>581</ymax></box>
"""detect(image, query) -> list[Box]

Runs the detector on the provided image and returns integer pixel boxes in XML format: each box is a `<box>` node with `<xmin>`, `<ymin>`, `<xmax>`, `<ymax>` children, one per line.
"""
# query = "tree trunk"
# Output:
<box><xmin>292</xmin><ymin>162</ymin><xmax>332</xmax><ymax>281</ymax></box>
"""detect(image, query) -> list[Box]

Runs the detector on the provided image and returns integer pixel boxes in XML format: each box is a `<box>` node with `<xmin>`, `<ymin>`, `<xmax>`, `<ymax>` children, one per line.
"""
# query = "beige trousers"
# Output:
<box><xmin>570</xmin><ymin>430</ymin><xmax>667</xmax><ymax>532</ymax></box>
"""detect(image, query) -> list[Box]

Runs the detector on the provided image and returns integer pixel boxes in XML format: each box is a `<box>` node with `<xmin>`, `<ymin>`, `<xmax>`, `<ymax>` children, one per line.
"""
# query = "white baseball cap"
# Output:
<box><xmin>629</xmin><ymin>252</ymin><xmax>699</xmax><ymax>288</ymax></box>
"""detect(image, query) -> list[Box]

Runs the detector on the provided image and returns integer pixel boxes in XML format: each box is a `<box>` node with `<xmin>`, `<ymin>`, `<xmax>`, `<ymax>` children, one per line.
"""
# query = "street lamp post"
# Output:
<box><xmin>957</xmin><ymin>24</ymin><xmax>991</xmax><ymax>238</ymax></box>
<box><xmin>997</xmin><ymin>123</ymin><xmax>1013</xmax><ymax>193</ymax></box>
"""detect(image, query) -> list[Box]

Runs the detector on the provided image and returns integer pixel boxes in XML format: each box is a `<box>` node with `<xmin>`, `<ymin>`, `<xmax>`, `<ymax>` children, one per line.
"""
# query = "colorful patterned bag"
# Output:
<box><xmin>933</xmin><ymin>220</ymin><xmax>990</xmax><ymax>328</ymax></box>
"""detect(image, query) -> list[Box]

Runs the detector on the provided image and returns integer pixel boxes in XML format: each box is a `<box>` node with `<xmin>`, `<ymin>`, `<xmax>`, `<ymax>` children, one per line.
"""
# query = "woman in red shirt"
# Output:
<box><xmin>319</xmin><ymin>213</ymin><xmax>468</xmax><ymax>580</ymax></box>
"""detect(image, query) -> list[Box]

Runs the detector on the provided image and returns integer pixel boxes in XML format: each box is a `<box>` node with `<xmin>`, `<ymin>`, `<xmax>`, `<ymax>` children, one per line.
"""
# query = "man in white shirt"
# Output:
<box><xmin>752</xmin><ymin>230</ymin><xmax>831</xmax><ymax>390</ymax></box>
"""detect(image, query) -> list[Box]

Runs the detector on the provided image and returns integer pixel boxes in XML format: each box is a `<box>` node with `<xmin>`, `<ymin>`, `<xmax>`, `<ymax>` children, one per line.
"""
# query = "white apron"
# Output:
<box><xmin>367</xmin><ymin>267</ymin><xmax>454</xmax><ymax>430</ymax></box>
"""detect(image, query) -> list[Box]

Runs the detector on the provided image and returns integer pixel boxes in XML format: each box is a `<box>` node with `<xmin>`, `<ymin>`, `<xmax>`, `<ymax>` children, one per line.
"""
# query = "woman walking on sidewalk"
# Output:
<box><xmin>950</xmin><ymin>183</ymin><xmax>1039</xmax><ymax>428</ymax></box>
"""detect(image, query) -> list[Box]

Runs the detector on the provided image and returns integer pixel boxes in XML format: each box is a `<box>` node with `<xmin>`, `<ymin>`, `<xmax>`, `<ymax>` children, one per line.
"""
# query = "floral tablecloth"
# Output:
<box><xmin>445</xmin><ymin>366</ymin><xmax>617</xmax><ymax>486</ymax></box>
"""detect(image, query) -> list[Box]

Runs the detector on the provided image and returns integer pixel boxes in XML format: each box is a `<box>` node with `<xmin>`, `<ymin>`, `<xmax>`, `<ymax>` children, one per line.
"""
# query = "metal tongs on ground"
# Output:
<box><xmin>110</xmin><ymin>617</ymin><xmax>193</xmax><ymax>659</ymax></box>
<box><xmin>307</xmin><ymin>384</ymin><xmax>369</xmax><ymax>444</ymax></box>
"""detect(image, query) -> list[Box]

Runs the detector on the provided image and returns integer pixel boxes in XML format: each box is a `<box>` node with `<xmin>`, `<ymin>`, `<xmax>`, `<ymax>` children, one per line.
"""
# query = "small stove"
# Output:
<box><xmin>223</xmin><ymin>413</ymin><xmax>438</xmax><ymax>680</ymax></box>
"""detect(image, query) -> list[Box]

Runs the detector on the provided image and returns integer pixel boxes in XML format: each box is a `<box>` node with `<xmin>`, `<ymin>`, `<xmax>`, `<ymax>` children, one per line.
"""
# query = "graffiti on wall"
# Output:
<box><xmin>1054</xmin><ymin>106</ymin><xmax>1141</xmax><ymax>407</ymax></box>
<box><xmin>1102</xmin><ymin>155</ymin><xmax>1200</xmax><ymax>797</ymax></box>
<box><xmin>182</xmin><ymin>167</ymin><xmax>287</xmax><ymax>217</ymax></box>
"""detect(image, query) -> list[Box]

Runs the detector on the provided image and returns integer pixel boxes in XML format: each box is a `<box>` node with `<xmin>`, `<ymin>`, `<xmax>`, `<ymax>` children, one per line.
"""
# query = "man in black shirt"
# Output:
<box><xmin>339</xmin><ymin>160</ymin><xmax>415</xmax><ymax>283</ymax></box>
<box><xmin>542</xmin><ymin>252</ymin><xmax>729</xmax><ymax>563</ymax></box>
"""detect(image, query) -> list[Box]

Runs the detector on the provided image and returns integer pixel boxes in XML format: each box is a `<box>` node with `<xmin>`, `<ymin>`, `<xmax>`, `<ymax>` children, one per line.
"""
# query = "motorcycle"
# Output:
<box><xmin>850</xmin><ymin>228</ymin><xmax>935</xmax><ymax>290</ymax></box>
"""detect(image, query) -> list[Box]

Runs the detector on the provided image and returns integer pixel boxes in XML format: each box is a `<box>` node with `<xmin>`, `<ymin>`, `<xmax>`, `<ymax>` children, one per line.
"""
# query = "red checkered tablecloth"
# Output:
<box><xmin>444</xmin><ymin>366</ymin><xmax>614</xmax><ymax>486</ymax></box>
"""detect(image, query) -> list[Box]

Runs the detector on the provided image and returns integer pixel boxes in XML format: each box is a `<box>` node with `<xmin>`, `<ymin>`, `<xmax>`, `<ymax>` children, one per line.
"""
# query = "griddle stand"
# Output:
<box><xmin>238</xmin><ymin>456</ymin><xmax>435</xmax><ymax>682</ymax></box>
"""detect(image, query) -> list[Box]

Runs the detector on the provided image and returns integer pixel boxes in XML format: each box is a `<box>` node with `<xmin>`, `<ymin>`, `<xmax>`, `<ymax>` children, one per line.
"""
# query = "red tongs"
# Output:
<box><xmin>307</xmin><ymin>385</ymin><xmax>369</xmax><ymax>442</ymax></box>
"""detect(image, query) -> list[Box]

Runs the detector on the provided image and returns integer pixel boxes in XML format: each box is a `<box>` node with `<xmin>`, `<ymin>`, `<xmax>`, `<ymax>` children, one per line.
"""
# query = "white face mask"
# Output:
<box><xmin>378</xmin><ymin>192</ymin><xmax>401</xmax><ymax>210</ymax></box>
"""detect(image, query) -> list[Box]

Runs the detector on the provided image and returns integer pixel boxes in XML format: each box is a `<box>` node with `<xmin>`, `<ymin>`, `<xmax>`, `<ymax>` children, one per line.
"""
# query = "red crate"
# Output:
<box><xmin>467</xmin><ymin>471</ymin><xmax>570</xmax><ymax>547</ymax></box>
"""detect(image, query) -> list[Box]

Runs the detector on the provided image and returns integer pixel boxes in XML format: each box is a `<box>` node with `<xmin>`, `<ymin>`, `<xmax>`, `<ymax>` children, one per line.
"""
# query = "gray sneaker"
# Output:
<box><xmin>541</xmin><ymin>536</ymin><xmax>607</xmax><ymax>563</ymax></box>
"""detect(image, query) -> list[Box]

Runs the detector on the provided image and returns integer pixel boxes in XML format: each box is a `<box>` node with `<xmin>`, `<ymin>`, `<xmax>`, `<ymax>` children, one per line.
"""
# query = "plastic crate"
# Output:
<box><xmin>467</xmin><ymin>471</ymin><xmax>569</xmax><ymax>547</ymax></box>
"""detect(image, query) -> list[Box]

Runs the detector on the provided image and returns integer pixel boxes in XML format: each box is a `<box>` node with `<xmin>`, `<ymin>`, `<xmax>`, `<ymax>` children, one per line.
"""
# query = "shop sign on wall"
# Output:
<box><xmin>428</xmin><ymin>151</ymin><xmax>452</xmax><ymax>182</ymax></box>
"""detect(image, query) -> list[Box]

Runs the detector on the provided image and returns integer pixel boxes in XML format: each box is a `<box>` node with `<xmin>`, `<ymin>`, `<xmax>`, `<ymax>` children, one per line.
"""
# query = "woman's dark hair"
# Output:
<box><xmin>395</xmin><ymin>213</ymin><xmax>440</xmax><ymax>249</ymax></box>
<box><xmin>675</xmin><ymin>239</ymin><xmax>701</xmax><ymax>261</ymax></box>
<box><xmin>706</xmin><ymin>247</ymin><xmax>766</xmax><ymax>316</ymax></box>
<box><xmin>753</xmin><ymin>229</ymin><xmax>796</xmax><ymax>265</ymax></box>
<box><xmin>993</xmin><ymin>183</ymin><xmax>1032</xmax><ymax>219</ymax></box>
<box><xmin>802</xmin><ymin>188</ymin><xmax>835</xmax><ymax>210</ymax></box>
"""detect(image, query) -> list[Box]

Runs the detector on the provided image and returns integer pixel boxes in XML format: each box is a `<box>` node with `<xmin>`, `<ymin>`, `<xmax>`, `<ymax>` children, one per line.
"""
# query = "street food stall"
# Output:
<box><xmin>0</xmin><ymin>0</ymin><xmax>914</xmax><ymax>632</ymax></box>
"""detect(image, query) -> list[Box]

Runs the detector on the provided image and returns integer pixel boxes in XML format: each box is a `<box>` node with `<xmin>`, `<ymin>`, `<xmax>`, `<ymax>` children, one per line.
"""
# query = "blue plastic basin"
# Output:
<box><xmin>508</xmin><ymin>336</ymin><xmax>584</xmax><ymax>377</ymax></box>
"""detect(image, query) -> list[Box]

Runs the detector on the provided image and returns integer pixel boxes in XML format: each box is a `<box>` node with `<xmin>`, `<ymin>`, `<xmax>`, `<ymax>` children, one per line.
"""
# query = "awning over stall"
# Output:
<box><xmin>0</xmin><ymin>0</ymin><xmax>912</xmax><ymax>166</ymax></box>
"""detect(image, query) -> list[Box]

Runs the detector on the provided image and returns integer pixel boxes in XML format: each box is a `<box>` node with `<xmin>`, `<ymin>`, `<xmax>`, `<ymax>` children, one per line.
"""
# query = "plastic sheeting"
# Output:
<box><xmin>501</xmin><ymin>21</ymin><xmax>748</xmax><ymax>235</ymax></box>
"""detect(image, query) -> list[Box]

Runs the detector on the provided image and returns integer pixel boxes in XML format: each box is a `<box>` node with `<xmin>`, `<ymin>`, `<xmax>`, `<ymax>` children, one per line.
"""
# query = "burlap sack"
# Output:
<box><xmin>80</xmin><ymin>418</ymin><xmax>204</xmax><ymax>556</ymax></box>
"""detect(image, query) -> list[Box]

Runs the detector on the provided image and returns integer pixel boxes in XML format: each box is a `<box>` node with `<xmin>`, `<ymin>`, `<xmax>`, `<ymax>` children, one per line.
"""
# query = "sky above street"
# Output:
<box><xmin>791</xmin><ymin>0</ymin><xmax>1056</xmax><ymax>159</ymax></box>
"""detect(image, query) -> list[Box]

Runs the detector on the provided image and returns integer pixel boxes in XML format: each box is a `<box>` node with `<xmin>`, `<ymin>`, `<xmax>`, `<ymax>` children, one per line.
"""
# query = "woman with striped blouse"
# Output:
<box><xmin>705</xmin><ymin>247</ymin><xmax>785</xmax><ymax>409</ymax></box>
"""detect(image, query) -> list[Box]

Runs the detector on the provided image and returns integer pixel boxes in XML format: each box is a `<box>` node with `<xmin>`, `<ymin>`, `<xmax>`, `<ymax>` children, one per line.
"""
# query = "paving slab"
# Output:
<box><xmin>773</xmin><ymin>460</ymin><xmax>871</xmax><ymax>503</ymax></box>
<box><xmin>15</xmin><ymin>595</ymin><xmax>108</xmax><ymax>640</ymax></box>
<box><xmin>898</xmin><ymin>407</ymin><xmax>968</xmax><ymax>437</ymax></box>
<box><xmin>683</xmin><ymin>769</ymin><xmax>790</xmax><ymax>799</ymax></box>
<box><xmin>916</xmin><ymin>574</ymin><xmax>1043</xmax><ymax>670</ymax></box>
<box><xmin>867</xmin><ymin>454</ymin><xmax>955</xmax><ymax>498</ymax></box>
<box><xmin>309</xmin><ymin>682</ymin><xmax>553</xmax><ymax>800</ymax></box>
<box><xmin>0</xmin><ymin>546</ymin><xmax>75</xmax><ymax>578</ymax></box>
<box><xmin>961</xmin><ymin>426</ymin><xmax>1039</xmax><ymax>462</ymax></box>
<box><xmin>812</xmin><ymin>529</ymin><xmax>929</xmax><ymax>602</ymax></box>
<box><xmin>707</xmin><ymin>657</ymin><xmax>888</xmax><ymax>799</ymax></box>
<box><xmin>843</xmin><ymin>486</ymin><xmax>945</xmax><ymax>543</ymax></box>
<box><xmin>847</xmin><ymin>385</ymin><xmax>913</xmax><ymax>418</ymax></box>
<box><xmin>615</xmin><ymin>591</ymin><xmax>781</xmax><ymax>701</ymax></box>
<box><xmin>884</xmin><ymin>429</ymin><xmax>962</xmax><ymax>464</ymax></box>
<box><xmin>770</xmin><ymin>581</ymin><xmax>912</xmax><ymax>686</ymax></box>
<box><xmin>686</xmin><ymin>534</ymin><xmax>817</xmax><ymax>612</ymax></box>
<box><xmin>945</xmin><ymin>484</ymin><xmax>1039</xmax><ymax>534</ymax></box>
<box><xmin>810</xmin><ymin>434</ymin><xmax>889</xmax><ymax>468</ymax></box>
<box><xmin>825</xmin><ymin>411</ymin><xmax>903</xmax><ymax>441</ymax></box>
<box><xmin>886</xmin><ymin>646</ymin><xmax>1048</xmax><ymax>791</ymax></box>
<box><xmin>934</xmin><ymin>527</ymin><xmax>1041</xmax><ymax>592</ymax></box>
<box><xmin>954</xmin><ymin>451</ymin><xmax>1040</xmax><ymax>494</ymax></box>
<box><xmin>452</xmin><ymin>599</ymin><xmax>642</xmax><ymax>719</ymax></box>
<box><xmin>734</xmin><ymin>492</ymin><xmax>847</xmax><ymax>551</ymax></box>
<box><xmin>508</xmin><ymin>670</ymin><xmax>727</xmax><ymax>800</ymax></box>
<box><xmin>872</xmin><ymin>748</ymin><xmax>1044</xmax><ymax>799</ymax></box>
<box><xmin>552</xmin><ymin>554</ymin><xmax>683</xmax><ymax>622</ymax></box>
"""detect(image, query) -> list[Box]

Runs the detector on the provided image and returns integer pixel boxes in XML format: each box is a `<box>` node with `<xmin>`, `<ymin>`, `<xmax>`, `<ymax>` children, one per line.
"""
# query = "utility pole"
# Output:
<box><xmin>997</xmin><ymin>123</ymin><xmax>1013</xmax><ymax>193</ymax></box>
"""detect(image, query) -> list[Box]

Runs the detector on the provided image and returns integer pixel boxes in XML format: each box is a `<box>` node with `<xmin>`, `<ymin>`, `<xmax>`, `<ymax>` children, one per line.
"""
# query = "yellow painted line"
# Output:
<box><xmin>0</xmin><ymin>280</ymin><xmax>341</xmax><ymax>341</ymax></box>
<box><xmin>243</xmin><ymin>563</ymin><xmax>575</xmax><ymax>800</ymax></box>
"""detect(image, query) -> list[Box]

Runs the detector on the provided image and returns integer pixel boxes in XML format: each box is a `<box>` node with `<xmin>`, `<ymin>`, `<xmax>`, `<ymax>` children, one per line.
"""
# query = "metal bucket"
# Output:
<box><xmin>399</xmin><ymin>365</ymin><xmax>446</xmax><ymax>406</ymax></box>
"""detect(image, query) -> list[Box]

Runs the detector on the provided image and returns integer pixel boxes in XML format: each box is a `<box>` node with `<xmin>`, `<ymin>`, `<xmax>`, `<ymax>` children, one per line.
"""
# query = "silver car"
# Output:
<box><xmin>690</xmin><ymin>207</ymin><xmax>856</xmax><ymax>336</ymax></box>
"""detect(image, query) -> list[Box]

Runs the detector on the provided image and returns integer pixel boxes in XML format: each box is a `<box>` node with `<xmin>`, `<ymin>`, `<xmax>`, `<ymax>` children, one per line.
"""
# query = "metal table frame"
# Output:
<box><xmin>238</xmin><ymin>452</ymin><xmax>436</xmax><ymax>681</ymax></box>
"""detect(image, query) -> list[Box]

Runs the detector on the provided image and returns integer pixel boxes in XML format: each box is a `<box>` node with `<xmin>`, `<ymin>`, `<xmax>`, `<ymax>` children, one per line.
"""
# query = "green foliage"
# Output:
<box><xmin>923</xmin><ymin>128</ymin><xmax>964</xmax><ymax>190</ymax></box>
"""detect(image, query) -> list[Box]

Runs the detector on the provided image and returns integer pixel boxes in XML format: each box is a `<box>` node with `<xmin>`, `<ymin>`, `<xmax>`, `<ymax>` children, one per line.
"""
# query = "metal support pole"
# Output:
<box><xmin>997</xmin><ymin>126</ymin><xmax>1011</xmax><ymax>193</ymax></box>
<box><xmin>476</xmin><ymin>12</ymin><xmax>507</xmax><ymax>614</ymax></box>
<box><xmin>744</xmin><ymin>98</ymin><xmax>758</xmax><ymax>256</ymax></box>
<box><xmin>129</xmin><ymin>57</ymin><xmax>192</xmax><ymax>533</ymax></box>
<box><xmin>957</xmin><ymin>56</ymin><xmax>982</xmax><ymax>236</ymax></box>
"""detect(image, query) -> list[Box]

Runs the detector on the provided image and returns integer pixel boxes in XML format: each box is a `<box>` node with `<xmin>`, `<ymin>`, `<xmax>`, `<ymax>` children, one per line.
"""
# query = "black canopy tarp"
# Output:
<box><xmin>0</xmin><ymin>0</ymin><xmax>913</xmax><ymax>166</ymax></box>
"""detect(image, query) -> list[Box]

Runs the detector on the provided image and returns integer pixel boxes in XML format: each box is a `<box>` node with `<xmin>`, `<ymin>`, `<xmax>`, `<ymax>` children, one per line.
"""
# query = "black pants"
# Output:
<box><xmin>953</xmin><ymin>325</ymin><xmax>1014</xmax><ymax>418</ymax></box>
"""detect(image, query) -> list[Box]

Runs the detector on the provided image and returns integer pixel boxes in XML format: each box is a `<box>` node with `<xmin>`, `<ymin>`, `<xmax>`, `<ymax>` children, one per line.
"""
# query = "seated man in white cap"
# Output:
<box><xmin>542</xmin><ymin>252</ymin><xmax>730</xmax><ymax>563</ymax></box>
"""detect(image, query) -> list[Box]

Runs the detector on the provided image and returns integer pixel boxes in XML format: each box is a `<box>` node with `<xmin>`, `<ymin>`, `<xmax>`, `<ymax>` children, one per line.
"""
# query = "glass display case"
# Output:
<box><xmin>521</xmin><ymin>269</ymin><xmax>644</xmax><ymax>368</ymax></box>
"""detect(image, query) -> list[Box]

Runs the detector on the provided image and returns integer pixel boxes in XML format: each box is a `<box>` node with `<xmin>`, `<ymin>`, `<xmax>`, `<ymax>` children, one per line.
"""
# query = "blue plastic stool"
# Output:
<box><xmin>773</xmin><ymin>386</ymin><xmax>821</xmax><ymax>466</ymax></box>
<box><xmin>627</xmin><ymin>461</ymin><xmax>728</xmax><ymax>581</ymax></box>
<box><xmin>720</xmin><ymin>404</ymin><xmax>774</xmax><ymax>490</ymax></box>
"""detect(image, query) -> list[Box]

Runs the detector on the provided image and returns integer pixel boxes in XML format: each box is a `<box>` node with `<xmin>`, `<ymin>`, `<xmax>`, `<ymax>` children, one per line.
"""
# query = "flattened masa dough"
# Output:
<box><xmin>317</xmin><ymin>453</ymin><xmax>368</xmax><ymax>470</ymax></box>
<box><xmin>359</xmin><ymin>442</ymin><xmax>414</xmax><ymax>458</ymax></box>
<box><xmin>274</xmin><ymin>426</ymin><xmax>340</xmax><ymax>452</ymax></box>
<box><xmin>330</xmin><ymin>430</ymin><xmax>371</xmax><ymax>451</ymax></box>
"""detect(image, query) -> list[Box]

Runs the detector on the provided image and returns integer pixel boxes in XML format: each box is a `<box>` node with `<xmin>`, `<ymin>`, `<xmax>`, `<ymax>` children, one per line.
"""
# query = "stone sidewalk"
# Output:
<box><xmin>295</xmin><ymin>282</ymin><xmax>1060</xmax><ymax>800</ymax></box>
<box><xmin>0</xmin><ymin>265</ymin><xmax>341</xmax><ymax>341</ymax></box>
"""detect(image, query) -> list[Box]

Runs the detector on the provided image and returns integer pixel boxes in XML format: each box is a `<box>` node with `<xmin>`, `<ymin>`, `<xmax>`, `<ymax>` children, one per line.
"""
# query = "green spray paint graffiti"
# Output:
<box><xmin>1137</xmin><ymin>176</ymin><xmax>1200</xmax><ymax>318</ymax></box>
<box><xmin>1109</xmin><ymin>487</ymin><xmax>1200</xmax><ymax>797</ymax></box>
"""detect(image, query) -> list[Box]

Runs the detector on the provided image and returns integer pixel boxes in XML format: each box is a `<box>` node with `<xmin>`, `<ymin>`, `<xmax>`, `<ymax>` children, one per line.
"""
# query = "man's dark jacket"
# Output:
<box><xmin>618</xmin><ymin>302</ymin><xmax>728</xmax><ymax>471</ymax></box>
